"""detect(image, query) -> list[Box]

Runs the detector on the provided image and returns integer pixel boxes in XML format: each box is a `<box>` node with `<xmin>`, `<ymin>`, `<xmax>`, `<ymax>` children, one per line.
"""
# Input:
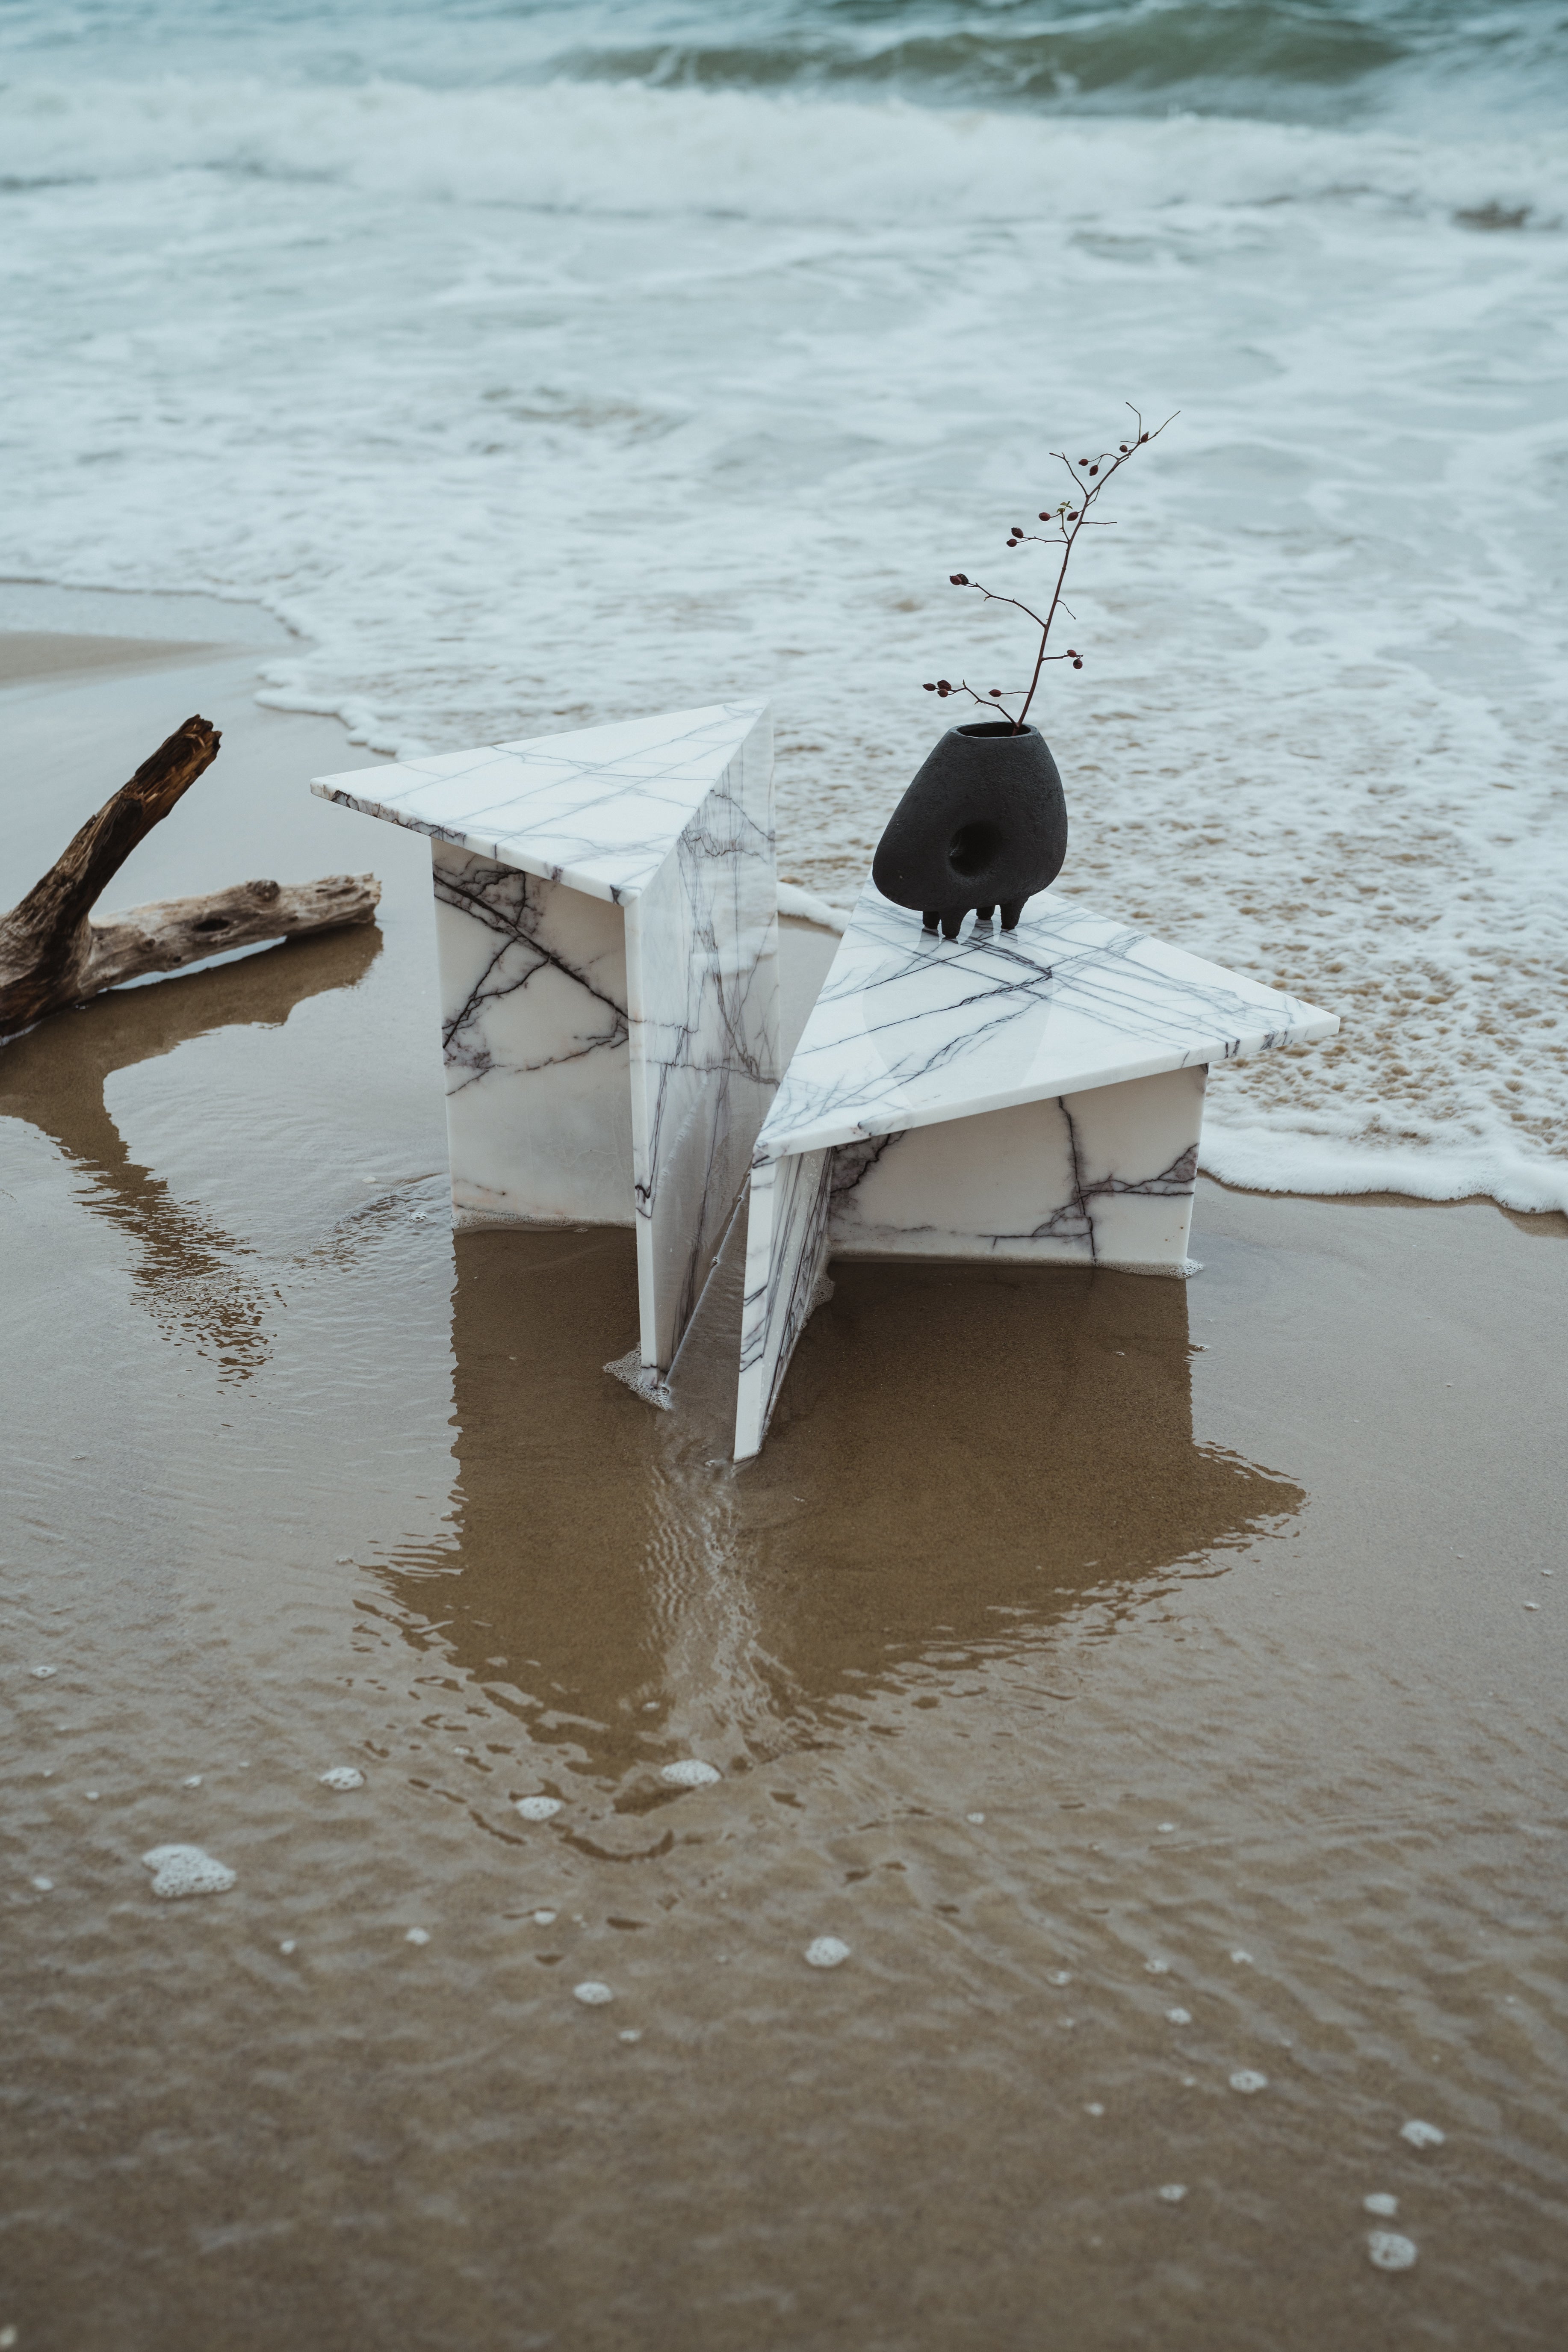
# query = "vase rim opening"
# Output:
<box><xmin>954</xmin><ymin>720</ymin><xmax>1039</xmax><ymax>741</ymax></box>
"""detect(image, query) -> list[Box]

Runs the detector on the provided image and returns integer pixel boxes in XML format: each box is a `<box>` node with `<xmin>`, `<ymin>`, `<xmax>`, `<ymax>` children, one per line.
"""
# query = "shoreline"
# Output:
<box><xmin>3</xmin><ymin>603</ymin><xmax>1560</xmax><ymax>1239</ymax></box>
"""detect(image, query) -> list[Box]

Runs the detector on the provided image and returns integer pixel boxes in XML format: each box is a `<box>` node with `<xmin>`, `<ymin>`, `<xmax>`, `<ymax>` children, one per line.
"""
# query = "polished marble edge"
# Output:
<box><xmin>312</xmin><ymin>703</ymin><xmax>771</xmax><ymax>906</ymax></box>
<box><xmin>734</xmin><ymin>1146</ymin><xmax>833</xmax><ymax>1461</ymax></box>
<box><xmin>753</xmin><ymin>881</ymin><xmax>1339</xmax><ymax>1164</ymax></box>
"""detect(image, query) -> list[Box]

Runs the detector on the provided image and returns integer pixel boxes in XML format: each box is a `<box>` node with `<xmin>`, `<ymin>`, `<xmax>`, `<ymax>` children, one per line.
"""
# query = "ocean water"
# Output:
<box><xmin>2</xmin><ymin>0</ymin><xmax>1565</xmax><ymax>1206</ymax></box>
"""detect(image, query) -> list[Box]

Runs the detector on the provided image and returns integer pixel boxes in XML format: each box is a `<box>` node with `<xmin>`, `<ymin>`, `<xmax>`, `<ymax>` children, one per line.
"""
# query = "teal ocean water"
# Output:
<box><xmin>4</xmin><ymin>0</ymin><xmax>1565</xmax><ymax>126</ymax></box>
<box><xmin>2</xmin><ymin>0</ymin><xmax>1565</xmax><ymax>1202</ymax></box>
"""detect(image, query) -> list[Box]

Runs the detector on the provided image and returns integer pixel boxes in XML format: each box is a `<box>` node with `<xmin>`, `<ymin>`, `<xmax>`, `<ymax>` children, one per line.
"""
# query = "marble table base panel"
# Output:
<box><xmin>624</xmin><ymin>724</ymin><xmax>780</xmax><ymax>1370</ymax></box>
<box><xmin>733</xmin><ymin>1144</ymin><xmax>834</xmax><ymax>1464</ymax></box>
<box><xmin>434</xmin><ymin>839</ymin><xmax>635</xmax><ymax>1229</ymax></box>
<box><xmin>830</xmin><ymin>1063</ymin><xmax>1206</xmax><ymax>1270</ymax></box>
<box><xmin>732</xmin><ymin>1063</ymin><xmax>1205</xmax><ymax>1460</ymax></box>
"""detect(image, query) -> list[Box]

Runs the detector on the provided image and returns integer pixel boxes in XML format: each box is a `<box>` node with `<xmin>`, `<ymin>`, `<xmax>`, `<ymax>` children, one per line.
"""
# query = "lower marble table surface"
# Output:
<box><xmin>734</xmin><ymin>880</ymin><xmax>1338</xmax><ymax>1460</ymax></box>
<box><xmin>313</xmin><ymin>702</ymin><xmax>779</xmax><ymax>1384</ymax></box>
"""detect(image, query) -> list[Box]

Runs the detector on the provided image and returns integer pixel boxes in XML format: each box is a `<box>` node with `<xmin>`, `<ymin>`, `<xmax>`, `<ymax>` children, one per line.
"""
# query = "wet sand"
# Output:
<box><xmin>3</xmin><ymin>609</ymin><xmax>1565</xmax><ymax>2349</ymax></box>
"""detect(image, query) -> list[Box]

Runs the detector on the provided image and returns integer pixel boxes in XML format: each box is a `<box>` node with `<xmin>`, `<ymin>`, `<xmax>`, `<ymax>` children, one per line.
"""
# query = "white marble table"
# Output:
<box><xmin>313</xmin><ymin>704</ymin><xmax>778</xmax><ymax>1386</ymax></box>
<box><xmin>734</xmin><ymin>881</ymin><xmax>1338</xmax><ymax>1459</ymax></box>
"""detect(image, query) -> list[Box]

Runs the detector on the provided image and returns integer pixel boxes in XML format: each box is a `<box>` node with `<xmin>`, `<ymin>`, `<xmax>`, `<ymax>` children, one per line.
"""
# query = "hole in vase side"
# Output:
<box><xmin>947</xmin><ymin>821</ymin><xmax>1006</xmax><ymax>882</ymax></box>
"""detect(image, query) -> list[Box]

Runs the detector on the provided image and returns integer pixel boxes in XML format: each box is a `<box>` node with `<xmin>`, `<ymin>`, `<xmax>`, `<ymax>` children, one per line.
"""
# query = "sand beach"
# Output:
<box><xmin>3</xmin><ymin>606</ymin><xmax>1564</xmax><ymax>2347</ymax></box>
<box><xmin>4</xmin><ymin>0</ymin><xmax>1567</xmax><ymax>2336</ymax></box>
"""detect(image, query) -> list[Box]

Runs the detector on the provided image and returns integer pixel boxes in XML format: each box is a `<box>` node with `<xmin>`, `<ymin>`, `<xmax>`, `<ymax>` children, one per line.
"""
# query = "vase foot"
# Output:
<box><xmin>921</xmin><ymin>909</ymin><xmax>940</xmax><ymax>931</ymax></box>
<box><xmin>974</xmin><ymin>904</ymin><xmax>995</xmax><ymax>923</ymax></box>
<box><xmin>940</xmin><ymin>911</ymin><xmax>964</xmax><ymax>940</ymax></box>
<box><xmin>1000</xmin><ymin>898</ymin><xmax>1026</xmax><ymax>931</ymax></box>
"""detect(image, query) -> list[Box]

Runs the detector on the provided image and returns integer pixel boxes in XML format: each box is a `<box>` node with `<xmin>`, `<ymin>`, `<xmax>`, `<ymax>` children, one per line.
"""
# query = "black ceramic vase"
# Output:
<box><xmin>871</xmin><ymin>721</ymin><xmax>1067</xmax><ymax>939</ymax></box>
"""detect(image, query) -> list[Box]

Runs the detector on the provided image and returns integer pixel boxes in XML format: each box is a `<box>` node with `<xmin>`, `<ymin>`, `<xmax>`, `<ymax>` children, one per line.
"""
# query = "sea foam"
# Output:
<box><xmin>142</xmin><ymin>1844</ymin><xmax>236</xmax><ymax>1899</ymax></box>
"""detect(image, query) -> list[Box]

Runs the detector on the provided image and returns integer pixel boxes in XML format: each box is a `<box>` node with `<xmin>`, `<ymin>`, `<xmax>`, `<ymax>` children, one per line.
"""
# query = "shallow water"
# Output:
<box><xmin>3</xmin><ymin>633</ymin><xmax>1565</xmax><ymax>2347</ymax></box>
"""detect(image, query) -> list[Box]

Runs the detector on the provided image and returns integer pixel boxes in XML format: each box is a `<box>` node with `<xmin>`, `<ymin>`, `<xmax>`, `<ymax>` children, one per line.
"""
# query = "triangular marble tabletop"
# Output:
<box><xmin>734</xmin><ymin>879</ymin><xmax>1338</xmax><ymax>1460</ymax></box>
<box><xmin>314</xmin><ymin>704</ymin><xmax>778</xmax><ymax>1385</ymax></box>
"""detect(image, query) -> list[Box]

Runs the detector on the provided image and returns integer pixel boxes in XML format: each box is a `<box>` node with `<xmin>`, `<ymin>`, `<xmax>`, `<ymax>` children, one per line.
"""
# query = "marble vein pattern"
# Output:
<box><xmin>315</xmin><ymin>703</ymin><xmax>779</xmax><ymax>1376</ymax></box>
<box><xmin>733</xmin><ymin>881</ymin><xmax>1337</xmax><ymax>1459</ymax></box>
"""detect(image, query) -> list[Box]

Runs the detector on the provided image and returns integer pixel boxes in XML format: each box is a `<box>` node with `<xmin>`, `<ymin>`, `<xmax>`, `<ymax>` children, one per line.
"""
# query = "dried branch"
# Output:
<box><xmin>924</xmin><ymin>403</ymin><xmax>1177</xmax><ymax>733</ymax></box>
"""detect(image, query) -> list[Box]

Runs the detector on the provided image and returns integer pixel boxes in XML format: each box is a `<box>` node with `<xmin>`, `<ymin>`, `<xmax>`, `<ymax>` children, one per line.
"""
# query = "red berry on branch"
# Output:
<box><xmin>1067</xmin><ymin>510</ymin><xmax>1078</xmax><ymax>520</ymax></box>
<box><xmin>937</xmin><ymin>678</ymin><xmax>951</xmax><ymax>691</ymax></box>
<box><xmin>950</xmin><ymin>573</ymin><xmax>968</xmax><ymax>585</ymax></box>
<box><xmin>1089</xmin><ymin>465</ymin><xmax>1099</xmax><ymax>476</ymax></box>
<box><xmin>1038</xmin><ymin>512</ymin><xmax>1050</xmax><ymax>520</ymax></box>
<box><xmin>1119</xmin><ymin>443</ymin><xmax>1129</xmax><ymax>452</ymax></box>
<box><xmin>1079</xmin><ymin>458</ymin><xmax>1089</xmax><ymax>465</ymax></box>
<box><xmin>923</xmin><ymin>681</ymin><xmax>936</xmax><ymax>691</ymax></box>
<box><xmin>1072</xmin><ymin>659</ymin><xmax>1083</xmax><ymax>669</ymax></box>
<box><xmin>1140</xmin><ymin>431</ymin><xmax>1149</xmax><ymax>442</ymax></box>
<box><xmin>989</xmin><ymin>688</ymin><xmax>1003</xmax><ymax>697</ymax></box>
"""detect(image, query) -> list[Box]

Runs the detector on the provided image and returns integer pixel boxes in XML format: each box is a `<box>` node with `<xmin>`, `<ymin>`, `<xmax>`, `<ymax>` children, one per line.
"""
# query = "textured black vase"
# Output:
<box><xmin>872</xmin><ymin>721</ymin><xmax>1067</xmax><ymax>938</ymax></box>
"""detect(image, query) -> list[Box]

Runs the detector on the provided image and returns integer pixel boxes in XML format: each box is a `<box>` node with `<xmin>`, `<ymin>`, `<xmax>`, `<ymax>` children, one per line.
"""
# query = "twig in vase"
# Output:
<box><xmin>924</xmin><ymin>404</ymin><xmax>1176</xmax><ymax>733</ymax></box>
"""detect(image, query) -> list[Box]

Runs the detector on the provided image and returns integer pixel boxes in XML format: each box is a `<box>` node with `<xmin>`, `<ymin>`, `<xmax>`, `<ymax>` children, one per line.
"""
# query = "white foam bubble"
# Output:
<box><xmin>1157</xmin><ymin>1823</ymin><xmax>1176</xmax><ymax>1833</ymax></box>
<box><xmin>1364</xmin><ymin>2193</ymin><xmax>1399</xmax><ymax>2218</ymax></box>
<box><xmin>660</xmin><ymin>1760</ymin><xmax>721</xmax><ymax>1788</ymax></box>
<box><xmin>532</xmin><ymin>1909</ymin><xmax>557</xmax><ymax>1925</ymax></box>
<box><xmin>966</xmin><ymin>1812</ymin><xmax>986</xmax><ymax>1824</ymax></box>
<box><xmin>1368</xmin><ymin>2231</ymin><xmax>1418</xmax><ymax>2271</ymax></box>
<box><xmin>515</xmin><ymin>1797</ymin><xmax>562</xmax><ymax>1820</ymax></box>
<box><xmin>141</xmin><ymin>1844</ymin><xmax>236</xmax><ymax>1899</ymax></box>
<box><xmin>31</xmin><ymin>1876</ymin><xmax>54</xmax><ymax>1892</ymax></box>
<box><xmin>1085</xmin><ymin>2102</ymin><xmax>1105</xmax><ymax>2117</ymax></box>
<box><xmin>1166</xmin><ymin>2008</ymin><xmax>1193</xmax><ymax>2025</ymax></box>
<box><xmin>1157</xmin><ymin>2184</ymin><xmax>1187</xmax><ymax>2202</ymax></box>
<box><xmin>182</xmin><ymin>1775</ymin><xmax>203</xmax><ymax>1788</ymax></box>
<box><xmin>618</xmin><ymin>2028</ymin><xmax>642</xmax><ymax>2043</ymax></box>
<box><xmin>573</xmin><ymin>1980</ymin><xmax>614</xmax><ymax>2005</ymax></box>
<box><xmin>1229</xmin><ymin>2070</ymin><xmax>1269</xmax><ymax>2095</ymax></box>
<box><xmin>405</xmin><ymin>1927</ymin><xmax>430</xmax><ymax>1945</ymax></box>
<box><xmin>805</xmin><ymin>1936</ymin><xmax>851</xmax><ymax>1969</ymax></box>
<box><xmin>1230</xmin><ymin>1950</ymin><xmax>1255</xmax><ymax>1965</ymax></box>
<box><xmin>1145</xmin><ymin>1959</ymin><xmax>1170</xmax><ymax>1975</ymax></box>
<box><xmin>84</xmin><ymin>1791</ymin><xmax>99</xmax><ymax>1801</ymax></box>
<box><xmin>1045</xmin><ymin>1970</ymin><xmax>1072</xmax><ymax>1986</ymax></box>
<box><xmin>1400</xmin><ymin>2119</ymin><xmax>1446</xmax><ymax>2148</ymax></box>
<box><xmin>30</xmin><ymin>1665</ymin><xmax>56</xmax><ymax>1679</ymax></box>
<box><xmin>319</xmin><ymin>1766</ymin><xmax>365</xmax><ymax>1791</ymax></box>
<box><xmin>279</xmin><ymin>1939</ymin><xmax>297</xmax><ymax>1955</ymax></box>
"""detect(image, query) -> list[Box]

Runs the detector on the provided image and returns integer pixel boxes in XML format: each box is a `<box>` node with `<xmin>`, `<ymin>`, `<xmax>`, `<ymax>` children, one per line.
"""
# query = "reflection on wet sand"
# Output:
<box><xmin>0</xmin><ymin>924</ymin><xmax>381</xmax><ymax>1377</ymax></box>
<box><xmin>380</xmin><ymin>1223</ymin><xmax>1304</xmax><ymax>1784</ymax></box>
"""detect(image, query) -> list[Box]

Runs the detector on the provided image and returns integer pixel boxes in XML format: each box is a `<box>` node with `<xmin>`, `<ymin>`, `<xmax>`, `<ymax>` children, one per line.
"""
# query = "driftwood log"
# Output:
<box><xmin>0</xmin><ymin>714</ymin><xmax>380</xmax><ymax>1036</ymax></box>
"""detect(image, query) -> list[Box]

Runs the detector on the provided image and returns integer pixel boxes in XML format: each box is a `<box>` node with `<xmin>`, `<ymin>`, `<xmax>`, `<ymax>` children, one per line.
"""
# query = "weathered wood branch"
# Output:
<box><xmin>0</xmin><ymin>715</ymin><xmax>381</xmax><ymax>1037</ymax></box>
<box><xmin>83</xmin><ymin>872</ymin><xmax>381</xmax><ymax>993</ymax></box>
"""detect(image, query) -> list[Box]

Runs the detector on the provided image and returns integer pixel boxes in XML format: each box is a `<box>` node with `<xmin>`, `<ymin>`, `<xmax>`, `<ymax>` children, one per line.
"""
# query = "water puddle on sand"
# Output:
<box><xmin>3</xmin><ymin>698</ymin><xmax>1567</xmax><ymax>2346</ymax></box>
